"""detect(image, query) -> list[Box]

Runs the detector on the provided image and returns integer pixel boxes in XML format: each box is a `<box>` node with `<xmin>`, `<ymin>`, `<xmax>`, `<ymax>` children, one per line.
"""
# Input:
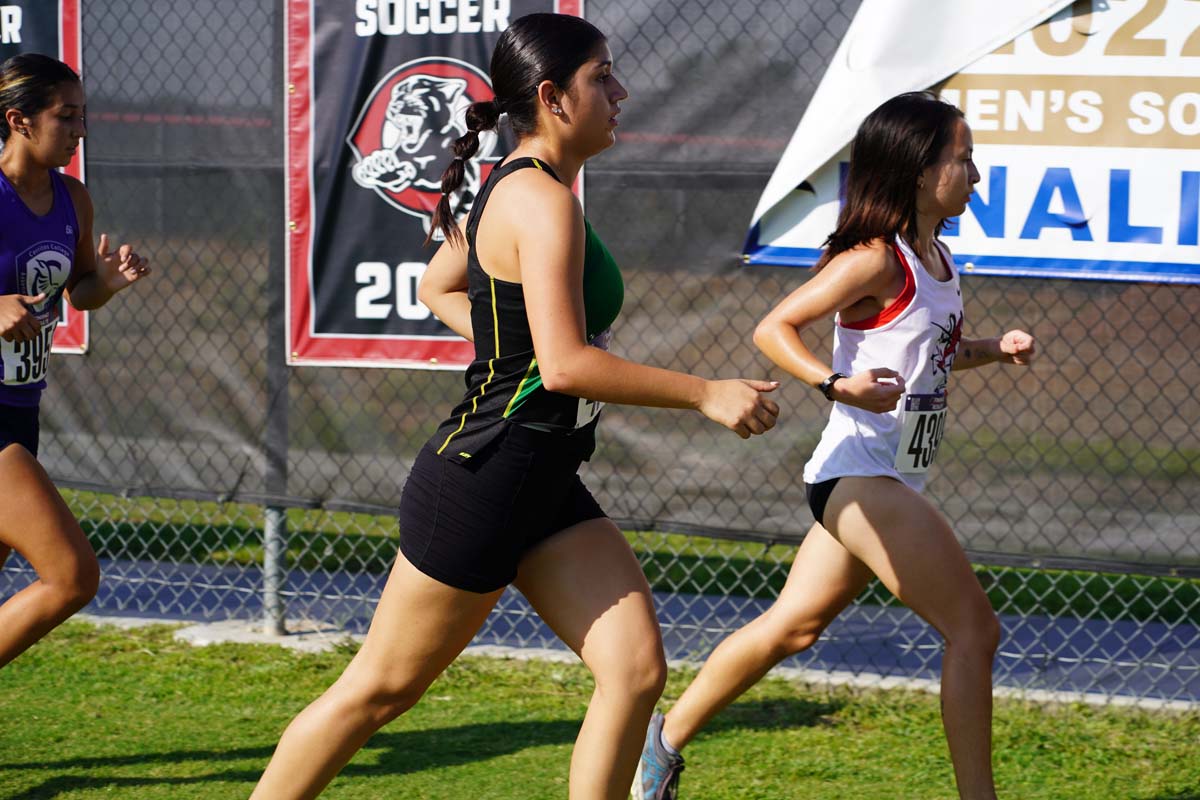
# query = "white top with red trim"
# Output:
<box><xmin>803</xmin><ymin>235</ymin><xmax>964</xmax><ymax>494</ymax></box>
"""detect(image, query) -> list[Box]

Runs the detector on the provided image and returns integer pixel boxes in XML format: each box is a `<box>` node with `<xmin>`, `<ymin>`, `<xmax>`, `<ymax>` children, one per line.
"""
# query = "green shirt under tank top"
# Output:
<box><xmin>432</xmin><ymin>157</ymin><xmax>624</xmax><ymax>464</ymax></box>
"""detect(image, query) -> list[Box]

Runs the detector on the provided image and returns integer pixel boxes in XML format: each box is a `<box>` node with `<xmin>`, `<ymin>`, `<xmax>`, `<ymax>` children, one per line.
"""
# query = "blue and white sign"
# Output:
<box><xmin>745</xmin><ymin>0</ymin><xmax>1200</xmax><ymax>284</ymax></box>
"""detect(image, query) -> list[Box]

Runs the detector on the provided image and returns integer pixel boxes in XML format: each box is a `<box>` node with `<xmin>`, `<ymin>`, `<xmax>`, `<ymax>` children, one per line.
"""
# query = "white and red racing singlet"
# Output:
<box><xmin>803</xmin><ymin>235</ymin><xmax>964</xmax><ymax>493</ymax></box>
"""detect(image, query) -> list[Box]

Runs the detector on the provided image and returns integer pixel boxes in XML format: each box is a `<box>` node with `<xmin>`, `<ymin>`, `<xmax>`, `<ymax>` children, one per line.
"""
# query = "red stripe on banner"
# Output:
<box><xmin>288</xmin><ymin>335</ymin><xmax>476</xmax><ymax>368</ymax></box>
<box><xmin>557</xmin><ymin>0</ymin><xmax>583</xmax><ymax>16</ymax></box>
<box><xmin>285</xmin><ymin>0</ymin><xmax>314</xmax><ymax>365</ymax></box>
<box><xmin>53</xmin><ymin>0</ymin><xmax>88</xmax><ymax>353</ymax></box>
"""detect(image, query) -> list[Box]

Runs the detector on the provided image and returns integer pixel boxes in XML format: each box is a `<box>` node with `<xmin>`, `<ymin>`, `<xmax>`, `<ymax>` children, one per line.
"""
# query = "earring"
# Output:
<box><xmin>552</xmin><ymin>107</ymin><xmax>562</xmax><ymax>115</ymax></box>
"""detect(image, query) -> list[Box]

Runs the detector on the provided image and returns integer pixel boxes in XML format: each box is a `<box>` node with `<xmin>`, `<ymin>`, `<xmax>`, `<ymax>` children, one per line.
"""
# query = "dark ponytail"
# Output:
<box><xmin>426</xmin><ymin>97</ymin><xmax>502</xmax><ymax>246</ymax></box>
<box><xmin>427</xmin><ymin>13</ymin><xmax>606</xmax><ymax>245</ymax></box>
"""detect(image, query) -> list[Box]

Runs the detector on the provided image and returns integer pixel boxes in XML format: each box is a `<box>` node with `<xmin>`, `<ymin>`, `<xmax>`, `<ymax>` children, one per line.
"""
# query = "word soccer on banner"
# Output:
<box><xmin>287</xmin><ymin>0</ymin><xmax>581</xmax><ymax>369</ymax></box>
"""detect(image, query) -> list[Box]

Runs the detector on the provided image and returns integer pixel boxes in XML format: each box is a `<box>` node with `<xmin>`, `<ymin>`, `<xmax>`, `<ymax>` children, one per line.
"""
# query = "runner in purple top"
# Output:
<box><xmin>0</xmin><ymin>53</ymin><xmax>150</xmax><ymax>669</ymax></box>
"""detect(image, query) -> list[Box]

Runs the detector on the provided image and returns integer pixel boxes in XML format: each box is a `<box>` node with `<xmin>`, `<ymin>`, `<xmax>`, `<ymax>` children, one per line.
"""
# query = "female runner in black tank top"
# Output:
<box><xmin>252</xmin><ymin>14</ymin><xmax>780</xmax><ymax>800</ymax></box>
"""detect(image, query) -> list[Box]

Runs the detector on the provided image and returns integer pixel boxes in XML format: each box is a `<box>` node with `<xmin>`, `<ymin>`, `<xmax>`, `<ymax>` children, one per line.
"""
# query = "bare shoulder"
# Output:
<box><xmin>490</xmin><ymin>166</ymin><xmax>579</xmax><ymax>226</ymax></box>
<box><xmin>823</xmin><ymin>238</ymin><xmax>897</xmax><ymax>284</ymax></box>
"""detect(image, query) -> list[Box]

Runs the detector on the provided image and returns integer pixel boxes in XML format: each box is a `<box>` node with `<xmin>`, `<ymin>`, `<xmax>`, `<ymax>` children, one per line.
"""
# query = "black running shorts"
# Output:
<box><xmin>0</xmin><ymin>402</ymin><xmax>39</xmax><ymax>457</ymax></box>
<box><xmin>398</xmin><ymin>422</ymin><xmax>606</xmax><ymax>593</ymax></box>
<box><xmin>805</xmin><ymin>477</ymin><xmax>841</xmax><ymax>527</ymax></box>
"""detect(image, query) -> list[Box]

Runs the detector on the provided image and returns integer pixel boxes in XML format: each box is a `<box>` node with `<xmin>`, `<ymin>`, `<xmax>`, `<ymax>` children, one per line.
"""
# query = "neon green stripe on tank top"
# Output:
<box><xmin>436</xmin><ymin>274</ymin><xmax>502</xmax><ymax>455</ymax></box>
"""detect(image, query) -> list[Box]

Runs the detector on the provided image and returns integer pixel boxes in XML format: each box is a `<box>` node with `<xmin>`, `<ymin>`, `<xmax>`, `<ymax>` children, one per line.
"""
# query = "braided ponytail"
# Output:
<box><xmin>426</xmin><ymin>98</ymin><xmax>501</xmax><ymax>246</ymax></box>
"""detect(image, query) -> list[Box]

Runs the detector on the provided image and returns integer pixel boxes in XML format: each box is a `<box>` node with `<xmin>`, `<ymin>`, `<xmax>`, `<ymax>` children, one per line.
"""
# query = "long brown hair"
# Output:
<box><xmin>815</xmin><ymin>91</ymin><xmax>964</xmax><ymax>269</ymax></box>
<box><xmin>426</xmin><ymin>13</ymin><xmax>606</xmax><ymax>246</ymax></box>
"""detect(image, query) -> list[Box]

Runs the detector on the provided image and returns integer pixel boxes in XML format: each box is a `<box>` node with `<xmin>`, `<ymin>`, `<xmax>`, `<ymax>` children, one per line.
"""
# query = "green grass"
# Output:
<box><xmin>1</xmin><ymin>621</ymin><xmax>1197</xmax><ymax>799</ymax></box>
<box><xmin>64</xmin><ymin>490</ymin><xmax>1200</xmax><ymax>628</ymax></box>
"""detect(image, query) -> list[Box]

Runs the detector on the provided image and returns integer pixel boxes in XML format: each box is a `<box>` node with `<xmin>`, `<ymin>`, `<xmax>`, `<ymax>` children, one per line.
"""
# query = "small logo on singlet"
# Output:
<box><xmin>930</xmin><ymin>312</ymin><xmax>963</xmax><ymax>392</ymax></box>
<box><xmin>18</xmin><ymin>242</ymin><xmax>71</xmax><ymax>323</ymax></box>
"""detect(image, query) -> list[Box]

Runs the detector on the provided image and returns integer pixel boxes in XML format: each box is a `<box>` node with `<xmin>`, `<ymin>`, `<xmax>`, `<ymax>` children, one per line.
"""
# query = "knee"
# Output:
<box><xmin>594</xmin><ymin>643</ymin><xmax>667</xmax><ymax>706</ymax></box>
<box><xmin>353</xmin><ymin>674</ymin><xmax>428</xmax><ymax>724</ymax></box>
<box><xmin>945</xmin><ymin>606</ymin><xmax>1000</xmax><ymax>659</ymax></box>
<box><xmin>47</xmin><ymin>550</ymin><xmax>99</xmax><ymax>613</ymax></box>
<box><xmin>760</xmin><ymin>608</ymin><xmax>828</xmax><ymax>660</ymax></box>
<box><xmin>767</xmin><ymin>623</ymin><xmax>824</xmax><ymax>660</ymax></box>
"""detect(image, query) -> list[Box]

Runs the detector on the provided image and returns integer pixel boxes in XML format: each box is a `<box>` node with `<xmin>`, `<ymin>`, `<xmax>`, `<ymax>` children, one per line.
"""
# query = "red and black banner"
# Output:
<box><xmin>286</xmin><ymin>0</ymin><xmax>582</xmax><ymax>369</ymax></box>
<box><xmin>2</xmin><ymin>0</ymin><xmax>86</xmax><ymax>353</ymax></box>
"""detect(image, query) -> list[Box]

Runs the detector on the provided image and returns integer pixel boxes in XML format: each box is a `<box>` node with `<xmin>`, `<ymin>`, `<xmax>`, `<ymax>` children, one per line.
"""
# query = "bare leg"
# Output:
<box><xmin>514</xmin><ymin>518</ymin><xmax>666</xmax><ymax>800</ymax></box>
<box><xmin>0</xmin><ymin>443</ymin><xmax>99</xmax><ymax>668</ymax></box>
<box><xmin>661</xmin><ymin>523</ymin><xmax>872</xmax><ymax>749</ymax></box>
<box><xmin>250</xmin><ymin>553</ymin><xmax>504</xmax><ymax>800</ymax></box>
<box><xmin>824</xmin><ymin>477</ymin><xmax>1000</xmax><ymax>800</ymax></box>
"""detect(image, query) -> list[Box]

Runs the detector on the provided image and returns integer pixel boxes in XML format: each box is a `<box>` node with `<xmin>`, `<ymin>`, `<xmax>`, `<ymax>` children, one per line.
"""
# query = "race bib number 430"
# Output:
<box><xmin>894</xmin><ymin>392</ymin><xmax>947</xmax><ymax>474</ymax></box>
<box><xmin>1</xmin><ymin>322</ymin><xmax>56</xmax><ymax>386</ymax></box>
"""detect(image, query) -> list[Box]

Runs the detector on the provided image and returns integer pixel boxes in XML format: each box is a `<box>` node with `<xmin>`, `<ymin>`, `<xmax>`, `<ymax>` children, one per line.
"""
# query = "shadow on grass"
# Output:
<box><xmin>700</xmin><ymin>696</ymin><xmax>845</xmax><ymax>736</ymax></box>
<box><xmin>1142</xmin><ymin>792</ymin><xmax>1200</xmax><ymax>800</ymax></box>
<box><xmin>1</xmin><ymin>719</ymin><xmax>581</xmax><ymax>799</ymax></box>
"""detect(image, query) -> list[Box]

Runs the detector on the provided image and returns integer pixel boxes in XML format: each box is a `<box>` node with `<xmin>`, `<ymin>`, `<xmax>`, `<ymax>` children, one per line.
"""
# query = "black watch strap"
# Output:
<box><xmin>818</xmin><ymin>372</ymin><xmax>847</xmax><ymax>401</ymax></box>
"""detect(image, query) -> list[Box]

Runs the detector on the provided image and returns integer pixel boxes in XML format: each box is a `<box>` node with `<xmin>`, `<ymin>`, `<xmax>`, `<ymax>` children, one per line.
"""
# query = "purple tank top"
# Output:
<box><xmin>0</xmin><ymin>168</ymin><xmax>79</xmax><ymax>408</ymax></box>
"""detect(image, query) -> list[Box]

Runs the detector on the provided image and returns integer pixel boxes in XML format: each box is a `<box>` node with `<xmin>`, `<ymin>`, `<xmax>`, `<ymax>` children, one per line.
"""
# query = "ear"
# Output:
<box><xmin>4</xmin><ymin>107</ymin><xmax>28</xmax><ymax>136</ymax></box>
<box><xmin>535</xmin><ymin>79</ymin><xmax>562</xmax><ymax>118</ymax></box>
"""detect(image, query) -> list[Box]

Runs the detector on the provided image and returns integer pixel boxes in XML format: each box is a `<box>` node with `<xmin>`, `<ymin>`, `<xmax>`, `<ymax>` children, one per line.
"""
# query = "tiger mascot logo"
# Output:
<box><xmin>347</xmin><ymin>57</ymin><xmax>499</xmax><ymax>240</ymax></box>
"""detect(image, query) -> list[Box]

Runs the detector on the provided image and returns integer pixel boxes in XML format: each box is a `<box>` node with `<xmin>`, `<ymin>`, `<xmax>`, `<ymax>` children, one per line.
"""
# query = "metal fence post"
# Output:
<box><xmin>262</xmin><ymin>506</ymin><xmax>287</xmax><ymax>635</ymax></box>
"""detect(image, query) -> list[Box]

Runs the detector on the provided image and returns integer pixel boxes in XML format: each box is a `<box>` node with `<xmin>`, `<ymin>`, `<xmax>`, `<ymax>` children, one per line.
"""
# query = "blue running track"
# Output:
<box><xmin>3</xmin><ymin>557</ymin><xmax>1197</xmax><ymax>705</ymax></box>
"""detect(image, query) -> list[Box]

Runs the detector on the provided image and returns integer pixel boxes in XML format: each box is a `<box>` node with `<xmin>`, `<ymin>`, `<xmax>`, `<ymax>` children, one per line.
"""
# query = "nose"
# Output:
<box><xmin>611</xmin><ymin>75</ymin><xmax>629</xmax><ymax>103</ymax></box>
<box><xmin>969</xmin><ymin>160</ymin><xmax>980</xmax><ymax>184</ymax></box>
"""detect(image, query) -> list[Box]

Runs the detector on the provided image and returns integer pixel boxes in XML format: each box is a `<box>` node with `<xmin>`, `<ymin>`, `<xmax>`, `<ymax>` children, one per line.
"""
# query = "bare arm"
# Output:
<box><xmin>516</xmin><ymin>176</ymin><xmax>778</xmax><ymax>438</ymax></box>
<box><xmin>63</xmin><ymin>177</ymin><xmax>150</xmax><ymax>310</ymax></box>
<box><xmin>952</xmin><ymin>331</ymin><xmax>1036</xmax><ymax>370</ymax></box>
<box><xmin>417</xmin><ymin>222</ymin><xmax>473</xmax><ymax>341</ymax></box>
<box><xmin>753</xmin><ymin>243</ymin><xmax>905</xmax><ymax>413</ymax></box>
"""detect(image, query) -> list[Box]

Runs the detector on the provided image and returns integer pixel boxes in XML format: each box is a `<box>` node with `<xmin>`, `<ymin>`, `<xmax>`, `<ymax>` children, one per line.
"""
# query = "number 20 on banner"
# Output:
<box><xmin>354</xmin><ymin>262</ymin><xmax>430</xmax><ymax>321</ymax></box>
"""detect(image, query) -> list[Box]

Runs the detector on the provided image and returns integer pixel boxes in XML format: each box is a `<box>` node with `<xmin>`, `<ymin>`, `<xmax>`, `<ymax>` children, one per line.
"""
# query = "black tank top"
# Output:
<box><xmin>432</xmin><ymin>157</ymin><xmax>624</xmax><ymax>464</ymax></box>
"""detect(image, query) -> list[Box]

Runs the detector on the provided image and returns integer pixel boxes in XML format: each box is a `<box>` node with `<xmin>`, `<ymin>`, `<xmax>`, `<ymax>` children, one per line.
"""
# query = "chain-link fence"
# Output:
<box><xmin>2</xmin><ymin>0</ymin><xmax>1197</xmax><ymax>707</ymax></box>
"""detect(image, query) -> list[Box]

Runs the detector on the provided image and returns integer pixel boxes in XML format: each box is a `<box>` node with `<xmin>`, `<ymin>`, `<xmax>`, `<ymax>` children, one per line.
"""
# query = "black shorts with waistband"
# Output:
<box><xmin>398</xmin><ymin>421</ymin><xmax>606</xmax><ymax>594</ymax></box>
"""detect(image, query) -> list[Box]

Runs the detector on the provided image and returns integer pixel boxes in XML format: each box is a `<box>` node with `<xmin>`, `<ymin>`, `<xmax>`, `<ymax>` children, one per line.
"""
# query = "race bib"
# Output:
<box><xmin>576</xmin><ymin>328</ymin><xmax>613</xmax><ymax>427</ymax></box>
<box><xmin>894</xmin><ymin>393</ymin><xmax>947</xmax><ymax>474</ymax></box>
<box><xmin>1</xmin><ymin>320</ymin><xmax>57</xmax><ymax>386</ymax></box>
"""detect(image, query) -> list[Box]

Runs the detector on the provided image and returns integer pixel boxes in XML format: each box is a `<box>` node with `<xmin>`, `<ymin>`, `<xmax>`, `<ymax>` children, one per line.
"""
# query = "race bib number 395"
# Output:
<box><xmin>1</xmin><ymin>323</ymin><xmax>56</xmax><ymax>386</ymax></box>
<box><xmin>894</xmin><ymin>392</ymin><xmax>947</xmax><ymax>474</ymax></box>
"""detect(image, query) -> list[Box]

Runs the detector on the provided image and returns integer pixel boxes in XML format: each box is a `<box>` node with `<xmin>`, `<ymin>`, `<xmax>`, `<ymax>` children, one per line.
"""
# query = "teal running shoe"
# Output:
<box><xmin>632</xmin><ymin>712</ymin><xmax>684</xmax><ymax>799</ymax></box>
